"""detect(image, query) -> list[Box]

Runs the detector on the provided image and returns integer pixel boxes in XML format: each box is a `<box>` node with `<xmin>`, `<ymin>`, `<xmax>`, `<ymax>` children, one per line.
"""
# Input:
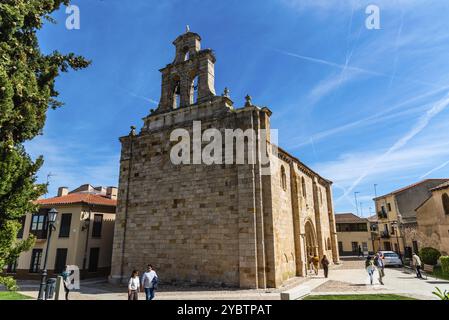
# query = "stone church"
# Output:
<box><xmin>110</xmin><ymin>30</ymin><xmax>339</xmax><ymax>288</ymax></box>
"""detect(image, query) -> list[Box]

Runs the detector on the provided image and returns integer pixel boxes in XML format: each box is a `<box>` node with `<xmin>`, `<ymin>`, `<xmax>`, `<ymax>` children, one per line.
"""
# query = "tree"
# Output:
<box><xmin>0</xmin><ymin>0</ymin><xmax>90</xmax><ymax>290</ymax></box>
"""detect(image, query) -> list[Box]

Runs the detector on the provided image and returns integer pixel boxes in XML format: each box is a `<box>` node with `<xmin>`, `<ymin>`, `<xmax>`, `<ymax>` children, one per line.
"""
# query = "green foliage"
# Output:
<box><xmin>432</xmin><ymin>287</ymin><xmax>449</xmax><ymax>301</ymax></box>
<box><xmin>0</xmin><ymin>0</ymin><xmax>90</xmax><ymax>290</ymax></box>
<box><xmin>441</xmin><ymin>256</ymin><xmax>449</xmax><ymax>275</ymax></box>
<box><xmin>419</xmin><ymin>247</ymin><xmax>441</xmax><ymax>266</ymax></box>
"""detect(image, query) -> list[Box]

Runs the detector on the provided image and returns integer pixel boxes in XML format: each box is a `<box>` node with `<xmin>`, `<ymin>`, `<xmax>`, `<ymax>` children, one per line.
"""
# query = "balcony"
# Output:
<box><xmin>377</xmin><ymin>211</ymin><xmax>388</xmax><ymax>220</ymax></box>
<box><xmin>380</xmin><ymin>230</ymin><xmax>390</xmax><ymax>239</ymax></box>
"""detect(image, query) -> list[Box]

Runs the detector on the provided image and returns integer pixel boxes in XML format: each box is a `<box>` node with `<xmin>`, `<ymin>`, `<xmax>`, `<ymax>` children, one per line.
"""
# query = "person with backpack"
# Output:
<box><xmin>141</xmin><ymin>264</ymin><xmax>158</xmax><ymax>300</ymax></box>
<box><xmin>374</xmin><ymin>254</ymin><xmax>384</xmax><ymax>285</ymax></box>
<box><xmin>128</xmin><ymin>270</ymin><xmax>140</xmax><ymax>300</ymax></box>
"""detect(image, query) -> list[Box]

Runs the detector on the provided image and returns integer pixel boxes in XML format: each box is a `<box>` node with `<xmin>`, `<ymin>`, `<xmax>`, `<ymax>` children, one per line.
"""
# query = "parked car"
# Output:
<box><xmin>379</xmin><ymin>251</ymin><xmax>403</xmax><ymax>267</ymax></box>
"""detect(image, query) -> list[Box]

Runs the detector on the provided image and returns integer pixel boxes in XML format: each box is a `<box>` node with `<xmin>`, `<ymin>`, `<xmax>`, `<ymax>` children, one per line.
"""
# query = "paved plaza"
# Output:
<box><xmin>11</xmin><ymin>258</ymin><xmax>449</xmax><ymax>300</ymax></box>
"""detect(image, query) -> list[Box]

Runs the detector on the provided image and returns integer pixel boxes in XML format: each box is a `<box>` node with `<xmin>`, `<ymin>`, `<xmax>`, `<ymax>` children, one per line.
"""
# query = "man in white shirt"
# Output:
<box><xmin>412</xmin><ymin>253</ymin><xmax>423</xmax><ymax>279</ymax></box>
<box><xmin>141</xmin><ymin>264</ymin><xmax>158</xmax><ymax>300</ymax></box>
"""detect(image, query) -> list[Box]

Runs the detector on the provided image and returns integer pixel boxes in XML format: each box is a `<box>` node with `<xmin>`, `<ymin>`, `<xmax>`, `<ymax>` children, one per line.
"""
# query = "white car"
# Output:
<box><xmin>379</xmin><ymin>251</ymin><xmax>403</xmax><ymax>267</ymax></box>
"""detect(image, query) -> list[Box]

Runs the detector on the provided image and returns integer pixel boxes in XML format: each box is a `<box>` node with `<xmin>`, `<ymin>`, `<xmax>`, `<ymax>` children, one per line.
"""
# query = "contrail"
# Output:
<box><xmin>419</xmin><ymin>159</ymin><xmax>449</xmax><ymax>179</ymax></box>
<box><xmin>273</xmin><ymin>48</ymin><xmax>445</xmax><ymax>89</ymax></box>
<box><xmin>288</xmin><ymin>84</ymin><xmax>449</xmax><ymax>150</ymax></box>
<box><xmin>337</xmin><ymin>92</ymin><xmax>449</xmax><ymax>202</ymax></box>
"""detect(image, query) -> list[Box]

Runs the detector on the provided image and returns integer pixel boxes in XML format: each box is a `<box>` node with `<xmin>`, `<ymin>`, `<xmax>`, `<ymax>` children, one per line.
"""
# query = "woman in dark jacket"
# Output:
<box><xmin>321</xmin><ymin>255</ymin><xmax>330</xmax><ymax>278</ymax></box>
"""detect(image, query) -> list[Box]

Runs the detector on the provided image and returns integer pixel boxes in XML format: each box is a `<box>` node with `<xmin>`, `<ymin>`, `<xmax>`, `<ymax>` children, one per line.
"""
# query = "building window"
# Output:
<box><xmin>281</xmin><ymin>166</ymin><xmax>287</xmax><ymax>191</ymax></box>
<box><xmin>362</xmin><ymin>242</ymin><xmax>368</xmax><ymax>252</ymax></box>
<box><xmin>92</xmin><ymin>214</ymin><xmax>103</xmax><ymax>238</ymax></box>
<box><xmin>387</xmin><ymin>203</ymin><xmax>392</xmax><ymax>211</ymax></box>
<box><xmin>7</xmin><ymin>259</ymin><xmax>17</xmax><ymax>273</ymax></box>
<box><xmin>327</xmin><ymin>238</ymin><xmax>331</xmax><ymax>250</ymax></box>
<box><xmin>88</xmin><ymin>248</ymin><xmax>100</xmax><ymax>272</ymax></box>
<box><xmin>17</xmin><ymin>216</ymin><xmax>26</xmax><ymax>239</ymax></box>
<box><xmin>412</xmin><ymin>240</ymin><xmax>419</xmax><ymax>254</ymax></box>
<box><xmin>59</xmin><ymin>213</ymin><xmax>72</xmax><ymax>238</ymax></box>
<box><xmin>442</xmin><ymin>193</ymin><xmax>449</xmax><ymax>215</ymax></box>
<box><xmin>54</xmin><ymin>248</ymin><xmax>68</xmax><ymax>274</ymax></box>
<box><xmin>29</xmin><ymin>249</ymin><xmax>43</xmax><ymax>273</ymax></box>
<box><xmin>30</xmin><ymin>210</ymin><xmax>48</xmax><ymax>239</ymax></box>
<box><xmin>351</xmin><ymin>242</ymin><xmax>358</xmax><ymax>253</ymax></box>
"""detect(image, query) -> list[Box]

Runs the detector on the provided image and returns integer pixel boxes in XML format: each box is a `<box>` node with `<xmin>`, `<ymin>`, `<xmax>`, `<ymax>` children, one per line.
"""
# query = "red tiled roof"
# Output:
<box><xmin>335</xmin><ymin>213</ymin><xmax>368</xmax><ymax>223</ymax></box>
<box><xmin>373</xmin><ymin>179</ymin><xmax>449</xmax><ymax>200</ymax></box>
<box><xmin>36</xmin><ymin>193</ymin><xmax>117</xmax><ymax>207</ymax></box>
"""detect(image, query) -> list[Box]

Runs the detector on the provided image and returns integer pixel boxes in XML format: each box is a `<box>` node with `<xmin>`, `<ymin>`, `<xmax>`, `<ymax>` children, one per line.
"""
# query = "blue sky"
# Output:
<box><xmin>26</xmin><ymin>0</ymin><xmax>449</xmax><ymax>215</ymax></box>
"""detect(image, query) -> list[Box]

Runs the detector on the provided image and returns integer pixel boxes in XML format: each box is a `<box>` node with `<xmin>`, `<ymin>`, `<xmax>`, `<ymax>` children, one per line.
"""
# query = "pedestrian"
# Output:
<box><xmin>312</xmin><ymin>254</ymin><xmax>320</xmax><ymax>275</ymax></box>
<box><xmin>365</xmin><ymin>256</ymin><xmax>376</xmax><ymax>285</ymax></box>
<box><xmin>141</xmin><ymin>264</ymin><xmax>158</xmax><ymax>300</ymax></box>
<box><xmin>358</xmin><ymin>245</ymin><xmax>364</xmax><ymax>258</ymax></box>
<box><xmin>61</xmin><ymin>265</ymin><xmax>74</xmax><ymax>300</ymax></box>
<box><xmin>308</xmin><ymin>254</ymin><xmax>314</xmax><ymax>273</ymax></box>
<box><xmin>374</xmin><ymin>253</ymin><xmax>384</xmax><ymax>285</ymax></box>
<box><xmin>128</xmin><ymin>270</ymin><xmax>140</xmax><ymax>300</ymax></box>
<box><xmin>321</xmin><ymin>255</ymin><xmax>330</xmax><ymax>278</ymax></box>
<box><xmin>412</xmin><ymin>252</ymin><xmax>423</xmax><ymax>279</ymax></box>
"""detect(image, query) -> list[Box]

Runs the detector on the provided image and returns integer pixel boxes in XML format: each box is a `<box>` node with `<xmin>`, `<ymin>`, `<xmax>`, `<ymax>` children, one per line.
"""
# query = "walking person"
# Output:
<box><xmin>141</xmin><ymin>264</ymin><xmax>158</xmax><ymax>300</ymax></box>
<box><xmin>321</xmin><ymin>255</ymin><xmax>330</xmax><ymax>278</ymax></box>
<box><xmin>312</xmin><ymin>254</ymin><xmax>320</xmax><ymax>275</ymax></box>
<box><xmin>128</xmin><ymin>270</ymin><xmax>140</xmax><ymax>300</ymax></box>
<box><xmin>374</xmin><ymin>253</ymin><xmax>384</xmax><ymax>285</ymax></box>
<box><xmin>412</xmin><ymin>252</ymin><xmax>423</xmax><ymax>279</ymax></box>
<box><xmin>308</xmin><ymin>254</ymin><xmax>314</xmax><ymax>273</ymax></box>
<box><xmin>365</xmin><ymin>256</ymin><xmax>376</xmax><ymax>285</ymax></box>
<box><xmin>61</xmin><ymin>265</ymin><xmax>74</xmax><ymax>300</ymax></box>
<box><xmin>358</xmin><ymin>245</ymin><xmax>362</xmax><ymax>258</ymax></box>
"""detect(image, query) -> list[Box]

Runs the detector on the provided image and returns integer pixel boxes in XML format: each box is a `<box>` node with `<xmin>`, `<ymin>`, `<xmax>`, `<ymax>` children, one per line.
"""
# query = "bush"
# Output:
<box><xmin>441</xmin><ymin>256</ymin><xmax>449</xmax><ymax>275</ymax></box>
<box><xmin>419</xmin><ymin>247</ymin><xmax>441</xmax><ymax>265</ymax></box>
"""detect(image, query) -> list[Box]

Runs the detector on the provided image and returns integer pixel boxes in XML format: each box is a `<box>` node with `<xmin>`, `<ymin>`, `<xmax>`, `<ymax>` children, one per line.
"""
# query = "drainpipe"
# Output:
<box><xmin>119</xmin><ymin>126</ymin><xmax>136</xmax><ymax>283</ymax></box>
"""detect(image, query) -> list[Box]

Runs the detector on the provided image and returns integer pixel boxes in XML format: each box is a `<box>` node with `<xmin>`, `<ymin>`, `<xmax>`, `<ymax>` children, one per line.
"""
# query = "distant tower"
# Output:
<box><xmin>156</xmin><ymin>30</ymin><xmax>216</xmax><ymax>113</ymax></box>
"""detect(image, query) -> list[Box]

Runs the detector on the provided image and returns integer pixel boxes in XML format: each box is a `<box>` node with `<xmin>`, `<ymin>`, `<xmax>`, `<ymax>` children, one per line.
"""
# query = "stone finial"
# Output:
<box><xmin>130</xmin><ymin>125</ymin><xmax>137</xmax><ymax>136</ymax></box>
<box><xmin>186</xmin><ymin>25</ymin><xmax>190</xmax><ymax>33</ymax></box>
<box><xmin>222</xmin><ymin>87</ymin><xmax>230</xmax><ymax>98</ymax></box>
<box><xmin>245</xmin><ymin>94</ymin><xmax>252</xmax><ymax>107</ymax></box>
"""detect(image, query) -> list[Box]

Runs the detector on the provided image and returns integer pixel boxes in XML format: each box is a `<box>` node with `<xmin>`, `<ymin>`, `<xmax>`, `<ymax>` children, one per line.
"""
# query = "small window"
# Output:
<box><xmin>301</xmin><ymin>177</ymin><xmax>306</xmax><ymax>198</ymax></box>
<box><xmin>442</xmin><ymin>193</ymin><xmax>449</xmax><ymax>215</ymax></box>
<box><xmin>387</xmin><ymin>203</ymin><xmax>392</xmax><ymax>212</ymax></box>
<box><xmin>92</xmin><ymin>214</ymin><xmax>103</xmax><ymax>238</ymax></box>
<box><xmin>7</xmin><ymin>259</ymin><xmax>17</xmax><ymax>273</ymax></box>
<box><xmin>281</xmin><ymin>166</ymin><xmax>287</xmax><ymax>191</ymax></box>
<box><xmin>59</xmin><ymin>214</ymin><xmax>72</xmax><ymax>238</ymax></box>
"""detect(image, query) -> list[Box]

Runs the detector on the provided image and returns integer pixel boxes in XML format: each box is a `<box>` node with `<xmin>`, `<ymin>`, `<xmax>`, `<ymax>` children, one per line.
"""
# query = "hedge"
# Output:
<box><xmin>441</xmin><ymin>256</ymin><xmax>449</xmax><ymax>275</ymax></box>
<box><xmin>419</xmin><ymin>247</ymin><xmax>441</xmax><ymax>265</ymax></box>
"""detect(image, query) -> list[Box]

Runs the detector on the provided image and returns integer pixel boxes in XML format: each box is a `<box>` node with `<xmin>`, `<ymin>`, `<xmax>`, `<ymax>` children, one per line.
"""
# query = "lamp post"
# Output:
<box><xmin>37</xmin><ymin>208</ymin><xmax>58</xmax><ymax>300</ymax></box>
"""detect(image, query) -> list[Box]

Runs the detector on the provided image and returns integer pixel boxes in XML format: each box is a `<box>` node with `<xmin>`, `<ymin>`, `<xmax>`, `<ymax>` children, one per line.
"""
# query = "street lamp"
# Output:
<box><xmin>37</xmin><ymin>208</ymin><xmax>58</xmax><ymax>300</ymax></box>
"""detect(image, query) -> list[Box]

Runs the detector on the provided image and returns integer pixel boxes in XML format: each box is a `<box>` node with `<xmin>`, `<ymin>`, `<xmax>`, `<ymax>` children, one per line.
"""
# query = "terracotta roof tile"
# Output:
<box><xmin>335</xmin><ymin>213</ymin><xmax>368</xmax><ymax>223</ymax></box>
<box><xmin>36</xmin><ymin>193</ymin><xmax>117</xmax><ymax>207</ymax></box>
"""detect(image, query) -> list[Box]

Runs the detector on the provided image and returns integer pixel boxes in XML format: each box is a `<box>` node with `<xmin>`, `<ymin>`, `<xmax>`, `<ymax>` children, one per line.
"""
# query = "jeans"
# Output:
<box><xmin>416</xmin><ymin>266</ymin><xmax>423</xmax><ymax>278</ymax></box>
<box><xmin>144</xmin><ymin>287</ymin><xmax>155</xmax><ymax>300</ymax></box>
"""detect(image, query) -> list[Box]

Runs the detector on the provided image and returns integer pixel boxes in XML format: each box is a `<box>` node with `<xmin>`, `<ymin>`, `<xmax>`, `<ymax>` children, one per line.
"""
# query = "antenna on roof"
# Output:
<box><xmin>45</xmin><ymin>172</ymin><xmax>56</xmax><ymax>199</ymax></box>
<box><xmin>186</xmin><ymin>25</ymin><xmax>190</xmax><ymax>33</ymax></box>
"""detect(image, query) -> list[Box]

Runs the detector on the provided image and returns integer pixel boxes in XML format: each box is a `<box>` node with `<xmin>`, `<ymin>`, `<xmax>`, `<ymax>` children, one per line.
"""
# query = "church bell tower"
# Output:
<box><xmin>156</xmin><ymin>27</ymin><xmax>217</xmax><ymax>113</ymax></box>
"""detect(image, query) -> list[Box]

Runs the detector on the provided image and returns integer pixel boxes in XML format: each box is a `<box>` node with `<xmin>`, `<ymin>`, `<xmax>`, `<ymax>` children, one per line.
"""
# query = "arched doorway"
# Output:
<box><xmin>304</xmin><ymin>220</ymin><xmax>318</xmax><ymax>257</ymax></box>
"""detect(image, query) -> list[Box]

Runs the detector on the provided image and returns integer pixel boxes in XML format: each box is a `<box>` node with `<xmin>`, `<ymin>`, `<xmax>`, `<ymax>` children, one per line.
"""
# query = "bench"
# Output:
<box><xmin>423</xmin><ymin>264</ymin><xmax>434</xmax><ymax>273</ymax></box>
<box><xmin>280</xmin><ymin>286</ymin><xmax>311</xmax><ymax>300</ymax></box>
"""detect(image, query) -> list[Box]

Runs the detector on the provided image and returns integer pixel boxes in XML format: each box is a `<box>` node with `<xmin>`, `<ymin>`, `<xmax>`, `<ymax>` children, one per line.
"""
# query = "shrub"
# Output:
<box><xmin>419</xmin><ymin>247</ymin><xmax>441</xmax><ymax>265</ymax></box>
<box><xmin>441</xmin><ymin>256</ymin><xmax>449</xmax><ymax>275</ymax></box>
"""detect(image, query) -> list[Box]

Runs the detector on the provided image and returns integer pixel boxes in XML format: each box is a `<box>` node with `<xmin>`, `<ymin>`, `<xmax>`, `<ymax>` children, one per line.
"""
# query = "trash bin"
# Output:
<box><xmin>45</xmin><ymin>278</ymin><xmax>57</xmax><ymax>300</ymax></box>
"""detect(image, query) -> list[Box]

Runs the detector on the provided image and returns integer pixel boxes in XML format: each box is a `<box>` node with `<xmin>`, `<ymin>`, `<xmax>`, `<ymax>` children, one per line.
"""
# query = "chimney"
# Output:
<box><xmin>106</xmin><ymin>187</ymin><xmax>118</xmax><ymax>200</ymax></box>
<box><xmin>58</xmin><ymin>187</ymin><xmax>69</xmax><ymax>197</ymax></box>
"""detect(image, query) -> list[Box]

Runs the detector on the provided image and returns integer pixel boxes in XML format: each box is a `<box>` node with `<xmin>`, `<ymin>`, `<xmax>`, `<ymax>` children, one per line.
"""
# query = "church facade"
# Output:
<box><xmin>109</xmin><ymin>31</ymin><xmax>339</xmax><ymax>288</ymax></box>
